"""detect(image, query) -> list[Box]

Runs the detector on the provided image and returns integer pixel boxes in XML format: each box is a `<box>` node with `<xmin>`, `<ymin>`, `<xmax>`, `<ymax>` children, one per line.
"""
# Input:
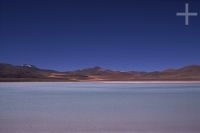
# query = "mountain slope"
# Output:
<box><xmin>0</xmin><ymin>63</ymin><xmax>200</xmax><ymax>81</ymax></box>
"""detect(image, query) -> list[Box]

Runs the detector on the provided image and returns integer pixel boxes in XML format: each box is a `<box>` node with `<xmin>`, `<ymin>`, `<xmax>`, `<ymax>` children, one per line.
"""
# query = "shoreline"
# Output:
<box><xmin>1</xmin><ymin>81</ymin><xmax>200</xmax><ymax>84</ymax></box>
<box><xmin>100</xmin><ymin>81</ymin><xmax>200</xmax><ymax>84</ymax></box>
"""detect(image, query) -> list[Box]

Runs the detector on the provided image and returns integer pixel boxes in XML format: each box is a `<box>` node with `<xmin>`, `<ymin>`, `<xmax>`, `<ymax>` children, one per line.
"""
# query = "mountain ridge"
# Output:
<box><xmin>0</xmin><ymin>63</ymin><xmax>200</xmax><ymax>81</ymax></box>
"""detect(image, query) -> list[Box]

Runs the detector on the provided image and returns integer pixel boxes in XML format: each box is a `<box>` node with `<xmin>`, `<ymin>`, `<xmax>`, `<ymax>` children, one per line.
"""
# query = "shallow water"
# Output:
<box><xmin>0</xmin><ymin>82</ymin><xmax>200</xmax><ymax>133</ymax></box>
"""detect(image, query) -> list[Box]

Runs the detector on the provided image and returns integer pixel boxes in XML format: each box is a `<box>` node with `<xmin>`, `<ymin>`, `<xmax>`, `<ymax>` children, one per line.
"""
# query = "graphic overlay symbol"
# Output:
<box><xmin>176</xmin><ymin>3</ymin><xmax>198</xmax><ymax>25</ymax></box>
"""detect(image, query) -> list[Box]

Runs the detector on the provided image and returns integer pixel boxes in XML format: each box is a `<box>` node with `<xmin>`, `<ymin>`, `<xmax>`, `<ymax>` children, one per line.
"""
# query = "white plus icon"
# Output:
<box><xmin>176</xmin><ymin>3</ymin><xmax>198</xmax><ymax>25</ymax></box>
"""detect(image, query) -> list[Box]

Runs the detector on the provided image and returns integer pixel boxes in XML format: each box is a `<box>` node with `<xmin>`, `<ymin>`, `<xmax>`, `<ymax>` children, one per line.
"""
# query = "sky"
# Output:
<box><xmin>0</xmin><ymin>0</ymin><xmax>200</xmax><ymax>71</ymax></box>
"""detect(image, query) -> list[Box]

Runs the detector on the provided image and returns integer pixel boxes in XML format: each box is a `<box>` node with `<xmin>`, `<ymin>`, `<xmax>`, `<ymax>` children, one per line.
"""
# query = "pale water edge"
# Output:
<box><xmin>0</xmin><ymin>82</ymin><xmax>200</xmax><ymax>133</ymax></box>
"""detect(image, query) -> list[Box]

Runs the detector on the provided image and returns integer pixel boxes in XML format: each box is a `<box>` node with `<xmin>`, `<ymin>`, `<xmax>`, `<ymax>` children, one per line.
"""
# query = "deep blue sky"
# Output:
<box><xmin>0</xmin><ymin>0</ymin><xmax>200</xmax><ymax>71</ymax></box>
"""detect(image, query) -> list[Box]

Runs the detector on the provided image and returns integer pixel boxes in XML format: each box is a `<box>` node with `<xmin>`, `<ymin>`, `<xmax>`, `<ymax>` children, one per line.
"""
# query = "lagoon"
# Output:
<box><xmin>0</xmin><ymin>82</ymin><xmax>200</xmax><ymax>133</ymax></box>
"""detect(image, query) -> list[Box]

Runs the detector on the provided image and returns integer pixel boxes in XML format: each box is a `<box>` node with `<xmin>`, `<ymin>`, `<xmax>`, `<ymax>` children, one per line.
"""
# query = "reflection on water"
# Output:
<box><xmin>0</xmin><ymin>82</ymin><xmax>200</xmax><ymax>133</ymax></box>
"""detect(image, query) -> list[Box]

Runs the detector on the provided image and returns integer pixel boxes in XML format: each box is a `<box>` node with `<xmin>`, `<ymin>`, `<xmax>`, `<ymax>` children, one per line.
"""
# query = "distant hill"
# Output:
<box><xmin>0</xmin><ymin>63</ymin><xmax>57</xmax><ymax>81</ymax></box>
<box><xmin>0</xmin><ymin>63</ymin><xmax>200</xmax><ymax>81</ymax></box>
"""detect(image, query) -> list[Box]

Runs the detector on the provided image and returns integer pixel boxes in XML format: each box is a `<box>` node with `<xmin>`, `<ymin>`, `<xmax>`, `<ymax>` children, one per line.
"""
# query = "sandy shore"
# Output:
<box><xmin>100</xmin><ymin>81</ymin><xmax>200</xmax><ymax>84</ymax></box>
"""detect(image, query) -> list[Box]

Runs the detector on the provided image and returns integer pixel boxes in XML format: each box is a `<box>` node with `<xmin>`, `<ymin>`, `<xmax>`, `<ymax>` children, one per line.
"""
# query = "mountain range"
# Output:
<box><xmin>0</xmin><ymin>63</ymin><xmax>200</xmax><ymax>81</ymax></box>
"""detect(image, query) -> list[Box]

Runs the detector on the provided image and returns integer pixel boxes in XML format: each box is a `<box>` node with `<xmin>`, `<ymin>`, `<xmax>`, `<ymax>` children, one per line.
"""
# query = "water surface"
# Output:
<box><xmin>0</xmin><ymin>82</ymin><xmax>200</xmax><ymax>133</ymax></box>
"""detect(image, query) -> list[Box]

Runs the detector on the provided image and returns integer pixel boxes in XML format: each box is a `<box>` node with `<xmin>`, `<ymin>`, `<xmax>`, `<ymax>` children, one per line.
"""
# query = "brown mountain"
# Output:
<box><xmin>0</xmin><ymin>63</ymin><xmax>57</xmax><ymax>81</ymax></box>
<box><xmin>0</xmin><ymin>63</ymin><xmax>89</xmax><ymax>81</ymax></box>
<box><xmin>0</xmin><ymin>63</ymin><xmax>200</xmax><ymax>81</ymax></box>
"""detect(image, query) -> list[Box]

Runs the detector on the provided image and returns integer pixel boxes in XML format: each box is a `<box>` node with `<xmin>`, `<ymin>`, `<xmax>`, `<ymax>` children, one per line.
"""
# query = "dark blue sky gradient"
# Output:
<box><xmin>0</xmin><ymin>0</ymin><xmax>200</xmax><ymax>71</ymax></box>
